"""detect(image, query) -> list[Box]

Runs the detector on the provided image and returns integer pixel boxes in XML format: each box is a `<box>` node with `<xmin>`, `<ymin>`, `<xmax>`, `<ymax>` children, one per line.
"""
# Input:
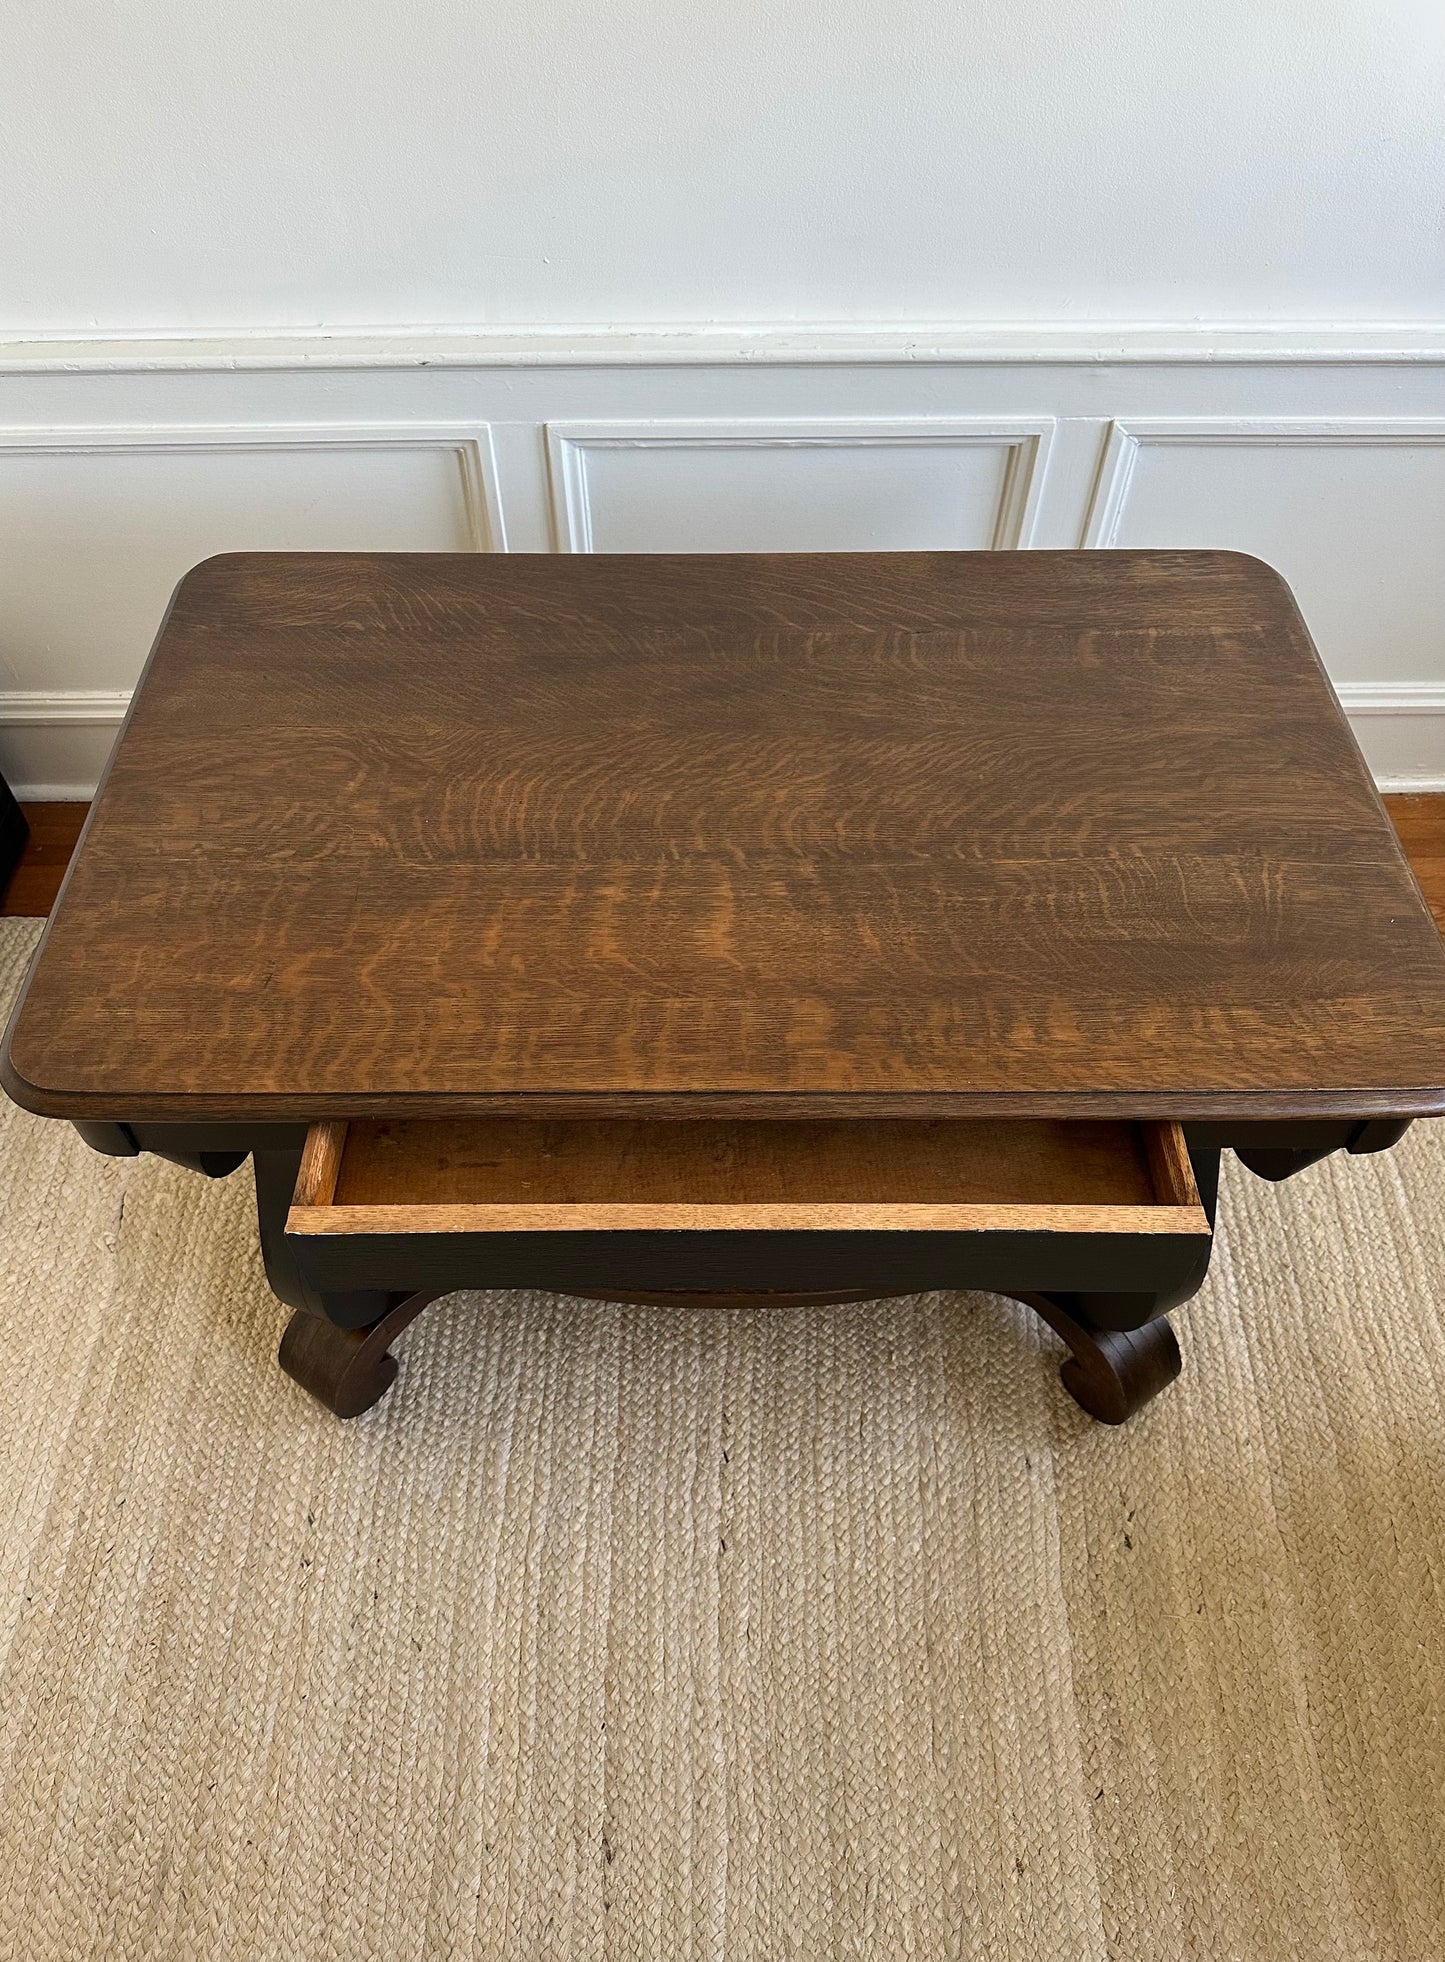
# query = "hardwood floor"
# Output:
<box><xmin>5</xmin><ymin>796</ymin><xmax>1445</xmax><ymax>926</ymax></box>
<box><xmin>1</xmin><ymin>804</ymin><xmax>88</xmax><ymax>918</ymax></box>
<box><xmin>1385</xmin><ymin>794</ymin><xmax>1445</xmax><ymax>932</ymax></box>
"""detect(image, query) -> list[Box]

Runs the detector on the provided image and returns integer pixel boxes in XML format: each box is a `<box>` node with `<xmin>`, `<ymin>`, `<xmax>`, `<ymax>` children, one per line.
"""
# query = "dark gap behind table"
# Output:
<box><xmin>0</xmin><ymin>773</ymin><xmax>29</xmax><ymax>895</ymax></box>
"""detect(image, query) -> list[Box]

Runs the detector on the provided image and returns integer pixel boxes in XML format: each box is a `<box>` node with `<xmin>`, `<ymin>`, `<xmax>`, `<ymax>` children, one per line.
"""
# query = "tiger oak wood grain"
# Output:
<box><xmin>13</xmin><ymin>793</ymin><xmax>1445</xmax><ymax>921</ymax></box>
<box><xmin>6</xmin><ymin>549</ymin><xmax>1445</xmax><ymax>1122</ymax></box>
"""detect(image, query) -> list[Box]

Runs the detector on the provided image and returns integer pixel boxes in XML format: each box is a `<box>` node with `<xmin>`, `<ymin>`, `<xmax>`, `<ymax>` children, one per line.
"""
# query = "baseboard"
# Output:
<box><xmin>0</xmin><ymin>693</ymin><xmax>129</xmax><ymax>801</ymax></box>
<box><xmin>6</xmin><ymin>785</ymin><xmax>97</xmax><ymax>802</ymax></box>
<box><xmin>0</xmin><ymin>690</ymin><xmax>132</xmax><ymax>725</ymax></box>
<box><xmin>1335</xmin><ymin>685</ymin><xmax>1445</xmax><ymax>790</ymax></box>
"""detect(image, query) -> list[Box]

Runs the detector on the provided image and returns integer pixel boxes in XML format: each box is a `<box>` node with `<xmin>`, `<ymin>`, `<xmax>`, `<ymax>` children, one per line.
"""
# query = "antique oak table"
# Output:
<box><xmin>6</xmin><ymin>549</ymin><xmax>1445</xmax><ymax>1424</ymax></box>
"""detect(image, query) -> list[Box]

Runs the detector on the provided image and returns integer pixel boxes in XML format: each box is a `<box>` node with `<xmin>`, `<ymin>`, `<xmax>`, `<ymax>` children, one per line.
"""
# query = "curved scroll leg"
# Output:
<box><xmin>1010</xmin><ymin>1292</ymin><xmax>1182</xmax><ymax>1424</ymax></box>
<box><xmin>278</xmin><ymin>1292</ymin><xmax>440</xmax><ymax>1418</ymax></box>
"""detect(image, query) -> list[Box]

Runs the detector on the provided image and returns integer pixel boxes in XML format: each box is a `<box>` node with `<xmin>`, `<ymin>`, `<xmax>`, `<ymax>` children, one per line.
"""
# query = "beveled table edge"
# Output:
<box><xmin>3</xmin><ymin>1052</ymin><xmax>1443</xmax><ymax>1127</ymax></box>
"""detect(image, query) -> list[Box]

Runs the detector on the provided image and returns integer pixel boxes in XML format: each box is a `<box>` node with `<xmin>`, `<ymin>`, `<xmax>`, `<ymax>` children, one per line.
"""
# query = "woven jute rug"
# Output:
<box><xmin>2</xmin><ymin>917</ymin><xmax>1444</xmax><ymax>1961</ymax></box>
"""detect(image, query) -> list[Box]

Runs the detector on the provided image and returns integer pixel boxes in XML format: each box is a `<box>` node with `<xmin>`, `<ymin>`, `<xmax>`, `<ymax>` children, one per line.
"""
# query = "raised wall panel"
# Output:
<box><xmin>547</xmin><ymin>419</ymin><xmax>1054</xmax><ymax>553</ymax></box>
<box><xmin>1085</xmin><ymin>419</ymin><xmax>1445</xmax><ymax>689</ymax></box>
<box><xmin>1082</xmin><ymin>418</ymin><xmax>1445</xmax><ymax>784</ymax></box>
<box><xmin>0</xmin><ymin>425</ymin><xmax>502</xmax><ymax>696</ymax></box>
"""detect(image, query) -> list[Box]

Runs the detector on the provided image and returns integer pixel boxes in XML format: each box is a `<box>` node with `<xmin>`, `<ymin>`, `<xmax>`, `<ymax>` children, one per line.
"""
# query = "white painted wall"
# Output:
<box><xmin>1</xmin><ymin>3</ymin><xmax>1444</xmax><ymax>795</ymax></box>
<box><xmin>4</xmin><ymin>0</ymin><xmax>1443</xmax><ymax>330</ymax></box>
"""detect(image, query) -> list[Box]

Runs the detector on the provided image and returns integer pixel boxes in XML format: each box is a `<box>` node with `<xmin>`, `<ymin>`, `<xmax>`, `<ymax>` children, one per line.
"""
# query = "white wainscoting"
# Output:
<box><xmin>546</xmin><ymin>419</ymin><xmax>1054</xmax><ymax>553</ymax></box>
<box><xmin>1</xmin><ymin>330</ymin><xmax>1443</xmax><ymax>795</ymax></box>
<box><xmin>0</xmin><ymin>421</ymin><xmax>504</xmax><ymax>793</ymax></box>
<box><xmin>0</xmin><ymin>421</ymin><xmax>502</xmax><ymax>694</ymax></box>
<box><xmin>1084</xmin><ymin>417</ymin><xmax>1445</xmax><ymax>784</ymax></box>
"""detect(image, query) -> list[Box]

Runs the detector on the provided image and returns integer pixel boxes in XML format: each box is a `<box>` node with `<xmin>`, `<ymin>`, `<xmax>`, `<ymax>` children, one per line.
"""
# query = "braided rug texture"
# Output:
<box><xmin>1</xmin><ymin>916</ymin><xmax>1443</xmax><ymax>1960</ymax></box>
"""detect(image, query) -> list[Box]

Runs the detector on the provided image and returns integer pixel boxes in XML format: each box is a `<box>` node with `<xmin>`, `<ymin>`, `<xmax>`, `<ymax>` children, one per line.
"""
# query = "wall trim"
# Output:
<box><xmin>0</xmin><ymin>421</ymin><xmax>507</xmax><ymax>551</ymax></box>
<box><xmin>0</xmin><ymin>690</ymin><xmax>131</xmax><ymax>727</ymax></box>
<box><xmin>1083</xmin><ymin>415</ymin><xmax>1445</xmax><ymax>547</ymax></box>
<box><xmin>1336</xmin><ymin>683</ymin><xmax>1445</xmax><ymax>717</ymax></box>
<box><xmin>1337</xmin><ymin>685</ymin><xmax>1445</xmax><ymax>792</ymax></box>
<box><xmin>1337</xmin><ymin>683</ymin><xmax>1445</xmax><ymax>791</ymax></box>
<box><xmin>2</xmin><ymin>322</ymin><xmax>1445</xmax><ymax>374</ymax></box>
<box><xmin>546</xmin><ymin>417</ymin><xmax>1056</xmax><ymax>552</ymax></box>
<box><xmin>0</xmin><ymin>693</ymin><xmax>130</xmax><ymax>799</ymax></box>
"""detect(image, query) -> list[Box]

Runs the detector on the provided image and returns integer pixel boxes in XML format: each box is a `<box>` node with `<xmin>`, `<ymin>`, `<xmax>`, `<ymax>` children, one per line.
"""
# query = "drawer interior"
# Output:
<box><xmin>287</xmin><ymin>1117</ymin><xmax>1206</xmax><ymax>1237</ymax></box>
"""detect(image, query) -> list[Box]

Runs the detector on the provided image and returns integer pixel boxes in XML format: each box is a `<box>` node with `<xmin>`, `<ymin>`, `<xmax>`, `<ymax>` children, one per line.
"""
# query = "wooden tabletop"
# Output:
<box><xmin>6</xmin><ymin>548</ymin><xmax>1445</xmax><ymax>1123</ymax></box>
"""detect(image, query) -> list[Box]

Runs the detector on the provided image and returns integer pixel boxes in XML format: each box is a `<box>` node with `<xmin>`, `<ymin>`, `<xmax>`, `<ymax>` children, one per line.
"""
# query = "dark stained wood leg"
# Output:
<box><xmin>258</xmin><ymin>1148</ymin><xmax>443</xmax><ymax>1417</ymax></box>
<box><xmin>278</xmin><ymin>1292</ymin><xmax>441</xmax><ymax>1418</ymax></box>
<box><xmin>994</xmin><ymin>1135</ymin><xmax>1213</xmax><ymax>1422</ymax></box>
<box><xmin>1010</xmin><ymin>1292</ymin><xmax>1182</xmax><ymax>1423</ymax></box>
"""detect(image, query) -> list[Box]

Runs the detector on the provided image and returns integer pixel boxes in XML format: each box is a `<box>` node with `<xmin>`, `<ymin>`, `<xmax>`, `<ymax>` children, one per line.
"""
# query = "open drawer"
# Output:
<box><xmin>284</xmin><ymin>1116</ymin><xmax>1212</xmax><ymax>1305</ymax></box>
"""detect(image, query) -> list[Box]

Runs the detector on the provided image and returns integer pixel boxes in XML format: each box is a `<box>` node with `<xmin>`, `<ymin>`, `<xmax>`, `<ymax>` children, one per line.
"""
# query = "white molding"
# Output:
<box><xmin>3</xmin><ymin>323</ymin><xmax>1445</xmax><ymax>374</ymax></box>
<box><xmin>1335</xmin><ymin>683</ymin><xmax>1445</xmax><ymax>717</ymax></box>
<box><xmin>0</xmin><ymin>421</ymin><xmax>508</xmax><ymax>551</ymax></box>
<box><xmin>0</xmin><ymin>690</ymin><xmax>130</xmax><ymax>726</ymax></box>
<box><xmin>1083</xmin><ymin>416</ymin><xmax>1445</xmax><ymax>547</ymax></box>
<box><xmin>546</xmin><ymin>417</ymin><xmax>1056</xmax><ymax>552</ymax></box>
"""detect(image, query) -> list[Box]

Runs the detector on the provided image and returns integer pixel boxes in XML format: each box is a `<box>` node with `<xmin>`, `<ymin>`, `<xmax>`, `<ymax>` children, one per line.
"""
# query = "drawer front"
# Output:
<box><xmin>284</xmin><ymin>1116</ymin><xmax>1212</xmax><ymax>1301</ymax></box>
